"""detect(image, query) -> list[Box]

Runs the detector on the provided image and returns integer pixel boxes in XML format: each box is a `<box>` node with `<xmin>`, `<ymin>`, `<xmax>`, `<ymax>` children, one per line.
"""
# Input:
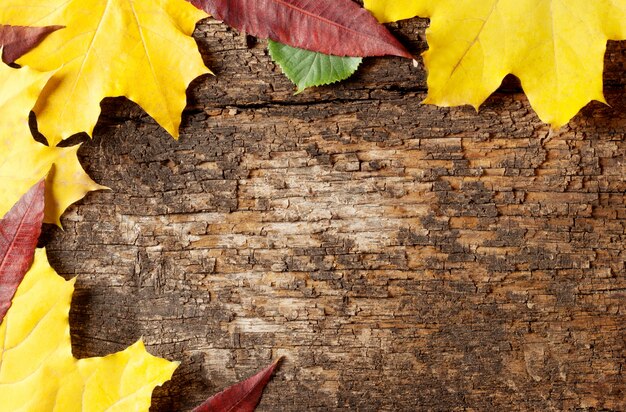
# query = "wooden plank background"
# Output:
<box><xmin>42</xmin><ymin>15</ymin><xmax>625</xmax><ymax>411</ymax></box>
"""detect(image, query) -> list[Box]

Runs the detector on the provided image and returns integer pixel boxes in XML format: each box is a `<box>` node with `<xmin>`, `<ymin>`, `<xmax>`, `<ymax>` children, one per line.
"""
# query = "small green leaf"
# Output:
<box><xmin>268</xmin><ymin>40</ymin><xmax>362</xmax><ymax>94</ymax></box>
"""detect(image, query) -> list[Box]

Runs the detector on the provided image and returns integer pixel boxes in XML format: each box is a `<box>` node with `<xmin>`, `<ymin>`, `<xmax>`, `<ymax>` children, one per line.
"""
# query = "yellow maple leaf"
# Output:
<box><xmin>0</xmin><ymin>248</ymin><xmax>178</xmax><ymax>411</ymax></box>
<box><xmin>364</xmin><ymin>0</ymin><xmax>626</xmax><ymax>127</ymax></box>
<box><xmin>0</xmin><ymin>62</ymin><xmax>105</xmax><ymax>226</ymax></box>
<box><xmin>0</xmin><ymin>0</ymin><xmax>210</xmax><ymax>145</ymax></box>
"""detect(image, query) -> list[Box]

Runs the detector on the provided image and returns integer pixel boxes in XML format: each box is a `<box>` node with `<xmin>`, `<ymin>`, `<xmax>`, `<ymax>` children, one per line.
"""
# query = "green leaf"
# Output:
<box><xmin>268</xmin><ymin>40</ymin><xmax>362</xmax><ymax>94</ymax></box>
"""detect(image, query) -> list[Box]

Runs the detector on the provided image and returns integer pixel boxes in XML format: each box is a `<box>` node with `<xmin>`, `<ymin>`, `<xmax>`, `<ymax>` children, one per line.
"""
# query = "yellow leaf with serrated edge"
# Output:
<box><xmin>0</xmin><ymin>62</ymin><xmax>105</xmax><ymax>226</ymax></box>
<box><xmin>364</xmin><ymin>1</ymin><xmax>428</xmax><ymax>23</ymax></box>
<box><xmin>364</xmin><ymin>0</ymin><xmax>626</xmax><ymax>128</ymax></box>
<box><xmin>0</xmin><ymin>0</ymin><xmax>210</xmax><ymax>145</ymax></box>
<box><xmin>0</xmin><ymin>248</ymin><xmax>179</xmax><ymax>411</ymax></box>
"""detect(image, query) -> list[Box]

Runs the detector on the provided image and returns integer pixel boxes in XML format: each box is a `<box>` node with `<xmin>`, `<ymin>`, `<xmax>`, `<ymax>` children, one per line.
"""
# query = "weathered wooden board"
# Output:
<box><xmin>43</xmin><ymin>16</ymin><xmax>625</xmax><ymax>411</ymax></box>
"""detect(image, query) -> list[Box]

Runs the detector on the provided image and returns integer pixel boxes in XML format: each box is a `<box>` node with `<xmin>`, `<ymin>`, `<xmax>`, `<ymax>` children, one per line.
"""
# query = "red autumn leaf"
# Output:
<box><xmin>0</xmin><ymin>180</ymin><xmax>45</xmax><ymax>323</ymax></box>
<box><xmin>189</xmin><ymin>0</ymin><xmax>411</xmax><ymax>58</ymax></box>
<box><xmin>193</xmin><ymin>358</ymin><xmax>282</xmax><ymax>412</ymax></box>
<box><xmin>0</xmin><ymin>24</ymin><xmax>63</xmax><ymax>64</ymax></box>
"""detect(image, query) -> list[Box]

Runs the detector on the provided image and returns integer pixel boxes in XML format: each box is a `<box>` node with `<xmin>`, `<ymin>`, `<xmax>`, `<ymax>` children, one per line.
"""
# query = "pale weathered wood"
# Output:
<box><xmin>43</xmin><ymin>16</ymin><xmax>625</xmax><ymax>411</ymax></box>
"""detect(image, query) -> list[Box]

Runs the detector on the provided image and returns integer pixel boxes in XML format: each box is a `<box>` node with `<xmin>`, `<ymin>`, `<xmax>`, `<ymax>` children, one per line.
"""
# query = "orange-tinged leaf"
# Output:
<box><xmin>0</xmin><ymin>248</ymin><xmax>179</xmax><ymax>411</ymax></box>
<box><xmin>0</xmin><ymin>0</ymin><xmax>211</xmax><ymax>145</ymax></box>
<box><xmin>0</xmin><ymin>180</ymin><xmax>44</xmax><ymax>323</ymax></box>
<box><xmin>193</xmin><ymin>358</ymin><xmax>281</xmax><ymax>412</ymax></box>
<box><xmin>365</xmin><ymin>0</ymin><xmax>626</xmax><ymax>128</ymax></box>
<box><xmin>0</xmin><ymin>59</ymin><xmax>105</xmax><ymax>225</ymax></box>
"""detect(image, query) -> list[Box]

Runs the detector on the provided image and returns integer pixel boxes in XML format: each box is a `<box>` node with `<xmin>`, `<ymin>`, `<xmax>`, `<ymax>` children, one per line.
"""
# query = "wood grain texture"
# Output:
<box><xmin>43</xmin><ymin>16</ymin><xmax>625</xmax><ymax>411</ymax></box>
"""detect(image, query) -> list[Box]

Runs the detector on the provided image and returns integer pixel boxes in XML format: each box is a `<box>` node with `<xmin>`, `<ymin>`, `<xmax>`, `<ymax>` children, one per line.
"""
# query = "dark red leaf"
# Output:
<box><xmin>0</xmin><ymin>180</ymin><xmax>45</xmax><ymax>323</ymax></box>
<box><xmin>189</xmin><ymin>0</ymin><xmax>411</xmax><ymax>58</ymax></box>
<box><xmin>0</xmin><ymin>24</ymin><xmax>63</xmax><ymax>64</ymax></box>
<box><xmin>193</xmin><ymin>358</ymin><xmax>282</xmax><ymax>412</ymax></box>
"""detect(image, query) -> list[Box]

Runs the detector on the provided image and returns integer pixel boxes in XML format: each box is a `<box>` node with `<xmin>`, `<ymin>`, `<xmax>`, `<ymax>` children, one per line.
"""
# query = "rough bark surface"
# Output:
<box><xmin>43</xmin><ymin>16</ymin><xmax>625</xmax><ymax>412</ymax></box>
